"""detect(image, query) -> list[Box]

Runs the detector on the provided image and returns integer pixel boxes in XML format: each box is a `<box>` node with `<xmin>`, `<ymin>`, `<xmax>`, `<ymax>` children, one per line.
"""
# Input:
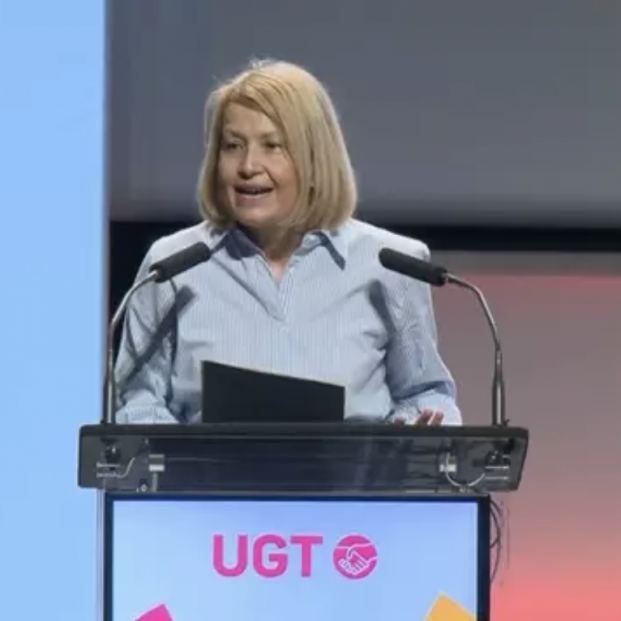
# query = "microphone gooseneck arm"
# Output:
<box><xmin>447</xmin><ymin>274</ymin><xmax>507</xmax><ymax>427</ymax></box>
<box><xmin>101</xmin><ymin>241</ymin><xmax>212</xmax><ymax>425</ymax></box>
<box><xmin>378</xmin><ymin>246</ymin><xmax>508</xmax><ymax>427</ymax></box>
<box><xmin>102</xmin><ymin>272</ymin><xmax>157</xmax><ymax>425</ymax></box>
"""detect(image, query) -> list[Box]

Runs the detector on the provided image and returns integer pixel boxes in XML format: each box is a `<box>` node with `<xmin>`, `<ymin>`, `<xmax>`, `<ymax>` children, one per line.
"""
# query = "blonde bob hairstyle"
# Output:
<box><xmin>197</xmin><ymin>59</ymin><xmax>357</xmax><ymax>233</ymax></box>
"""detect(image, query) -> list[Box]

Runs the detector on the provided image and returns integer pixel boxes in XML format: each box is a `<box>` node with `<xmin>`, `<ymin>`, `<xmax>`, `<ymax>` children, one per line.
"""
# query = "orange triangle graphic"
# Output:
<box><xmin>423</xmin><ymin>594</ymin><xmax>476</xmax><ymax>621</ymax></box>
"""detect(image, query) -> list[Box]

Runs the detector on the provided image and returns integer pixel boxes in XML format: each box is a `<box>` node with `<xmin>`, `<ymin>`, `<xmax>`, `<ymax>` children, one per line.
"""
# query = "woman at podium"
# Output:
<box><xmin>113</xmin><ymin>59</ymin><xmax>461</xmax><ymax>427</ymax></box>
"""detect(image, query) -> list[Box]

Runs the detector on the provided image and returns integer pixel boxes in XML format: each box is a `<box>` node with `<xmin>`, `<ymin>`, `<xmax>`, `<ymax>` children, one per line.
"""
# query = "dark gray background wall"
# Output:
<box><xmin>106</xmin><ymin>0</ymin><xmax>621</xmax><ymax>227</ymax></box>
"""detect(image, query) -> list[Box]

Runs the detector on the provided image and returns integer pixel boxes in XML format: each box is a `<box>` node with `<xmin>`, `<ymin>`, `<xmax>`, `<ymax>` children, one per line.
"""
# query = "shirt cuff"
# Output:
<box><xmin>387</xmin><ymin>397</ymin><xmax>463</xmax><ymax>426</ymax></box>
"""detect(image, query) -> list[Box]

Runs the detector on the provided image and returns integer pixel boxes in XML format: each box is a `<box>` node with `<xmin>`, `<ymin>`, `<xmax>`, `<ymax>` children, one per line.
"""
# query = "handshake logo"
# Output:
<box><xmin>332</xmin><ymin>535</ymin><xmax>378</xmax><ymax>579</ymax></box>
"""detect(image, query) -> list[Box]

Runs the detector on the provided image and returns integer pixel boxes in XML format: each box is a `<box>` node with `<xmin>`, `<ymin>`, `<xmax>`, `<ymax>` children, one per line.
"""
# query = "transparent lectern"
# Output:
<box><xmin>78</xmin><ymin>423</ymin><xmax>528</xmax><ymax>621</ymax></box>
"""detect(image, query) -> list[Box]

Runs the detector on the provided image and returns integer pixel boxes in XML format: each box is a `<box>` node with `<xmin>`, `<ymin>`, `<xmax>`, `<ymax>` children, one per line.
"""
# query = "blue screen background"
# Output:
<box><xmin>111</xmin><ymin>498</ymin><xmax>479</xmax><ymax>621</ymax></box>
<box><xmin>0</xmin><ymin>2</ymin><xmax>104</xmax><ymax>619</ymax></box>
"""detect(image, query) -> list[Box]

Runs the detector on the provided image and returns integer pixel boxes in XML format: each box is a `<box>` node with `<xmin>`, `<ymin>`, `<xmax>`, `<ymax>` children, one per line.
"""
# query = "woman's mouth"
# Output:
<box><xmin>235</xmin><ymin>185</ymin><xmax>273</xmax><ymax>197</ymax></box>
<box><xmin>234</xmin><ymin>186</ymin><xmax>274</xmax><ymax>206</ymax></box>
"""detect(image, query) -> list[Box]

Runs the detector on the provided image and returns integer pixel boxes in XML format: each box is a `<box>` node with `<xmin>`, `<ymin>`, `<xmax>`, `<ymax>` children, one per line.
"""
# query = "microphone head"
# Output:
<box><xmin>379</xmin><ymin>247</ymin><xmax>448</xmax><ymax>287</ymax></box>
<box><xmin>151</xmin><ymin>242</ymin><xmax>212</xmax><ymax>283</ymax></box>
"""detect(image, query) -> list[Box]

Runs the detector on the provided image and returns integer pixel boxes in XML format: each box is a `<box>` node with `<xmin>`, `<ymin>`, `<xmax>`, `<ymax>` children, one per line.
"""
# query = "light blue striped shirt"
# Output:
<box><xmin>114</xmin><ymin>218</ymin><xmax>461</xmax><ymax>425</ymax></box>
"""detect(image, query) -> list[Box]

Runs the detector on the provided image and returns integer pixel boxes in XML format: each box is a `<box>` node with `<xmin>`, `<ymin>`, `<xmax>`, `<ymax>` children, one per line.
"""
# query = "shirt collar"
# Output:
<box><xmin>202</xmin><ymin>223</ymin><xmax>233</xmax><ymax>254</ymax></box>
<box><xmin>316</xmin><ymin>224</ymin><xmax>351</xmax><ymax>264</ymax></box>
<box><xmin>200</xmin><ymin>221</ymin><xmax>352</xmax><ymax>264</ymax></box>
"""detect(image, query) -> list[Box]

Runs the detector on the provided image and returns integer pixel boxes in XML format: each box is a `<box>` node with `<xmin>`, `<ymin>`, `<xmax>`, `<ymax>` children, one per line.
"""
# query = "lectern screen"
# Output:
<box><xmin>105</xmin><ymin>494</ymin><xmax>489</xmax><ymax>621</ymax></box>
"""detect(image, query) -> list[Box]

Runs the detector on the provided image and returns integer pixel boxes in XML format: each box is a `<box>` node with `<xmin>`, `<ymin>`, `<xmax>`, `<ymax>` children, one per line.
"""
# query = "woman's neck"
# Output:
<box><xmin>244</xmin><ymin>225</ymin><xmax>303</xmax><ymax>265</ymax></box>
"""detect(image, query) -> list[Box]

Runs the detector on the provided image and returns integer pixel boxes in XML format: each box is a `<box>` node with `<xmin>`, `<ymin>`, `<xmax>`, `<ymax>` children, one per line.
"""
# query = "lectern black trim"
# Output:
<box><xmin>80</xmin><ymin>423</ymin><xmax>529</xmax><ymax>494</ymax></box>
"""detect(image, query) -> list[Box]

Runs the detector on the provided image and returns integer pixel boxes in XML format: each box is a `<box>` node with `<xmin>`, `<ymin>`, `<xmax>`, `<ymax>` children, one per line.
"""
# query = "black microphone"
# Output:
<box><xmin>378</xmin><ymin>248</ymin><xmax>450</xmax><ymax>287</ymax></box>
<box><xmin>102</xmin><ymin>242</ymin><xmax>212</xmax><ymax>424</ymax></box>
<box><xmin>379</xmin><ymin>247</ymin><xmax>507</xmax><ymax>427</ymax></box>
<box><xmin>149</xmin><ymin>242</ymin><xmax>212</xmax><ymax>283</ymax></box>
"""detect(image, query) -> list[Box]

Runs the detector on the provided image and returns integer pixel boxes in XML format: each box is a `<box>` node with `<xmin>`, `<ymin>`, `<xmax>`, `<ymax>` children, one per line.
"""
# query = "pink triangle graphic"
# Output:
<box><xmin>134</xmin><ymin>604</ymin><xmax>174</xmax><ymax>621</ymax></box>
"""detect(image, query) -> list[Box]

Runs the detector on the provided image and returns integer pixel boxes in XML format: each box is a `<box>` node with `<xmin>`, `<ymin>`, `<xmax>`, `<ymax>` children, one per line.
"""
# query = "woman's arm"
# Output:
<box><xmin>383</xmin><ymin>244</ymin><xmax>461</xmax><ymax>425</ymax></box>
<box><xmin>114</xmin><ymin>245</ymin><xmax>179</xmax><ymax>424</ymax></box>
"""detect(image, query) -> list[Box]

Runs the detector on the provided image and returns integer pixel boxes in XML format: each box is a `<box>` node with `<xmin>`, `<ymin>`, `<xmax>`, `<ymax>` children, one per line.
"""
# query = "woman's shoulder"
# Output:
<box><xmin>146</xmin><ymin>222</ymin><xmax>218</xmax><ymax>263</ymax></box>
<box><xmin>346</xmin><ymin>218</ymin><xmax>431</xmax><ymax>261</ymax></box>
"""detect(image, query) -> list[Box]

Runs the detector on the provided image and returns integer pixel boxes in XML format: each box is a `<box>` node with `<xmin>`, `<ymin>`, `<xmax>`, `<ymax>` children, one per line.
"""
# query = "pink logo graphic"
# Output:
<box><xmin>213</xmin><ymin>534</ymin><xmax>324</xmax><ymax>578</ymax></box>
<box><xmin>333</xmin><ymin>535</ymin><xmax>378</xmax><ymax>579</ymax></box>
<box><xmin>134</xmin><ymin>604</ymin><xmax>174</xmax><ymax>621</ymax></box>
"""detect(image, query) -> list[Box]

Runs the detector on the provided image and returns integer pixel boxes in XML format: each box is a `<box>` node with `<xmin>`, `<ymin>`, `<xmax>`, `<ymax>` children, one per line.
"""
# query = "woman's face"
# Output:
<box><xmin>217</xmin><ymin>103</ymin><xmax>299</xmax><ymax>233</ymax></box>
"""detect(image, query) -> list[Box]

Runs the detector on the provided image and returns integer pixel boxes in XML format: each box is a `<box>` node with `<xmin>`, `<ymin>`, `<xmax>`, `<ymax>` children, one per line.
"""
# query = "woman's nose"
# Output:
<box><xmin>238</xmin><ymin>148</ymin><xmax>261</xmax><ymax>177</ymax></box>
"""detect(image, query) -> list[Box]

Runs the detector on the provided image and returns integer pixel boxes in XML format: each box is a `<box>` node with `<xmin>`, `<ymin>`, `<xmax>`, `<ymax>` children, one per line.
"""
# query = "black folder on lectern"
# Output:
<box><xmin>201</xmin><ymin>360</ymin><xmax>345</xmax><ymax>423</ymax></box>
